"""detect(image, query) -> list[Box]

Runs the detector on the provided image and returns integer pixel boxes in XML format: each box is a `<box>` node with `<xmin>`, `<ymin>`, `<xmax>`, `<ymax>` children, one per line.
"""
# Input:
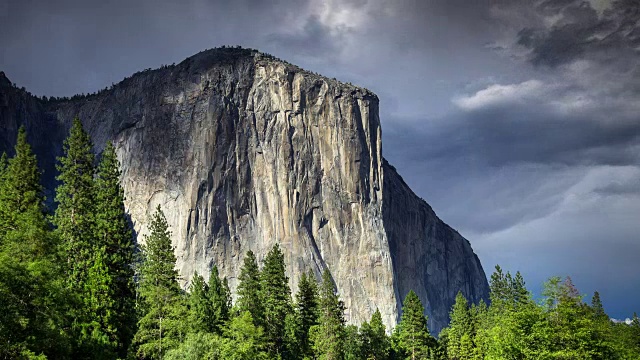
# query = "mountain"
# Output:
<box><xmin>0</xmin><ymin>47</ymin><xmax>489</xmax><ymax>333</ymax></box>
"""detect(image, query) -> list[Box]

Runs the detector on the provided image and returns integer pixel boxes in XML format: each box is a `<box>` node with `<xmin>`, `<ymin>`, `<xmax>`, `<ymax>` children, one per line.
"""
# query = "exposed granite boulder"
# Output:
<box><xmin>0</xmin><ymin>48</ymin><xmax>489</xmax><ymax>333</ymax></box>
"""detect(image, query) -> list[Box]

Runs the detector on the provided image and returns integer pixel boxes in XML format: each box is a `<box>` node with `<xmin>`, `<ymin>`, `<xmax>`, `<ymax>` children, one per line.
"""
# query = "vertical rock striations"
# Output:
<box><xmin>0</xmin><ymin>48</ymin><xmax>489</xmax><ymax>333</ymax></box>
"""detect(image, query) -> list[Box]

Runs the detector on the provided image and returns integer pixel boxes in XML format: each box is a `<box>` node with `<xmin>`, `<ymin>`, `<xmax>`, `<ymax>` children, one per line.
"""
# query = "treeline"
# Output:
<box><xmin>1</xmin><ymin>120</ymin><xmax>639</xmax><ymax>359</ymax></box>
<box><xmin>439</xmin><ymin>267</ymin><xmax>640</xmax><ymax>359</ymax></box>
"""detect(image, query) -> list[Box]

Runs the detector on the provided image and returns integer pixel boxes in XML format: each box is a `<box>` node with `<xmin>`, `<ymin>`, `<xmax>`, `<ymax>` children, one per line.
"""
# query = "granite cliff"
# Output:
<box><xmin>0</xmin><ymin>47</ymin><xmax>489</xmax><ymax>333</ymax></box>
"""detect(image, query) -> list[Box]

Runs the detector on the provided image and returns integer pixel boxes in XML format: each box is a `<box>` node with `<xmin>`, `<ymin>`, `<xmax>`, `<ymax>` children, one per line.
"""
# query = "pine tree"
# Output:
<box><xmin>470</xmin><ymin>299</ymin><xmax>488</xmax><ymax>359</ymax></box>
<box><xmin>343</xmin><ymin>324</ymin><xmax>363</xmax><ymax>360</ymax></box>
<box><xmin>283</xmin><ymin>312</ymin><xmax>303</xmax><ymax>360</ymax></box>
<box><xmin>94</xmin><ymin>141</ymin><xmax>137</xmax><ymax>357</ymax></box>
<box><xmin>134</xmin><ymin>205</ymin><xmax>185</xmax><ymax>359</ymax></box>
<box><xmin>187</xmin><ymin>272</ymin><xmax>212</xmax><ymax>334</ymax></box>
<box><xmin>207</xmin><ymin>265</ymin><xmax>231</xmax><ymax>334</ymax></box>
<box><xmin>511</xmin><ymin>271</ymin><xmax>531</xmax><ymax>307</ymax></box>
<box><xmin>361</xmin><ymin>309</ymin><xmax>390</xmax><ymax>360</ymax></box>
<box><xmin>489</xmin><ymin>265</ymin><xmax>508</xmax><ymax>308</ymax></box>
<box><xmin>295</xmin><ymin>270</ymin><xmax>319</xmax><ymax>358</ymax></box>
<box><xmin>311</xmin><ymin>268</ymin><xmax>345</xmax><ymax>360</ymax></box>
<box><xmin>260</xmin><ymin>244</ymin><xmax>293</xmax><ymax>357</ymax></box>
<box><xmin>82</xmin><ymin>249</ymin><xmax>117</xmax><ymax>358</ymax></box>
<box><xmin>236</xmin><ymin>250</ymin><xmax>264</xmax><ymax>326</ymax></box>
<box><xmin>591</xmin><ymin>291</ymin><xmax>608</xmax><ymax>321</ymax></box>
<box><xmin>54</xmin><ymin>118</ymin><xmax>96</xmax><ymax>287</ymax></box>
<box><xmin>447</xmin><ymin>292</ymin><xmax>473</xmax><ymax>360</ymax></box>
<box><xmin>54</xmin><ymin>119</ymin><xmax>122</xmax><ymax>357</ymax></box>
<box><xmin>0</xmin><ymin>127</ymin><xmax>69</xmax><ymax>358</ymax></box>
<box><xmin>0</xmin><ymin>128</ymin><xmax>47</xmax><ymax>239</ymax></box>
<box><xmin>396</xmin><ymin>290</ymin><xmax>434</xmax><ymax>360</ymax></box>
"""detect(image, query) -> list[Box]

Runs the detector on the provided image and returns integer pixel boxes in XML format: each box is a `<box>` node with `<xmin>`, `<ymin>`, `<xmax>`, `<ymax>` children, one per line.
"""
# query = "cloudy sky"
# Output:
<box><xmin>1</xmin><ymin>0</ymin><xmax>639</xmax><ymax>319</ymax></box>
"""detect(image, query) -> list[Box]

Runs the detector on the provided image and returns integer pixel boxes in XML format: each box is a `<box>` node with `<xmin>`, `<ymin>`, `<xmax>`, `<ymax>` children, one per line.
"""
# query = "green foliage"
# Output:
<box><xmin>394</xmin><ymin>290</ymin><xmax>435</xmax><ymax>360</ymax></box>
<box><xmin>165</xmin><ymin>331</ymin><xmax>220</xmax><ymax>360</ymax></box>
<box><xmin>360</xmin><ymin>309</ymin><xmax>390</xmax><ymax>360</ymax></box>
<box><xmin>311</xmin><ymin>268</ymin><xmax>346</xmax><ymax>360</ymax></box>
<box><xmin>53</xmin><ymin>118</ymin><xmax>110</xmax><ymax>357</ymax></box>
<box><xmin>0</xmin><ymin>151</ymin><xmax>7</xmax><ymax>175</ymax></box>
<box><xmin>187</xmin><ymin>272</ymin><xmax>212</xmax><ymax>334</ymax></box>
<box><xmin>591</xmin><ymin>291</ymin><xmax>607</xmax><ymax>321</ymax></box>
<box><xmin>295</xmin><ymin>270</ymin><xmax>319</xmax><ymax>358</ymax></box>
<box><xmin>54</xmin><ymin>118</ymin><xmax>96</xmax><ymax>287</ymax></box>
<box><xmin>260</xmin><ymin>243</ymin><xmax>293</xmax><ymax>357</ymax></box>
<box><xmin>283</xmin><ymin>311</ymin><xmax>303</xmax><ymax>359</ymax></box>
<box><xmin>441</xmin><ymin>267</ymin><xmax>640</xmax><ymax>360</ymax></box>
<box><xmin>134</xmin><ymin>205</ymin><xmax>186</xmax><ymax>359</ymax></box>
<box><xmin>236</xmin><ymin>250</ymin><xmax>264</xmax><ymax>326</ymax></box>
<box><xmin>0</xmin><ymin>128</ymin><xmax>70</xmax><ymax>358</ymax></box>
<box><xmin>94</xmin><ymin>141</ymin><xmax>137</xmax><ymax>357</ymax></box>
<box><xmin>219</xmin><ymin>311</ymin><xmax>270</xmax><ymax>359</ymax></box>
<box><xmin>0</xmin><ymin>128</ymin><xmax>46</xmax><ymax>237</ymax></box>
<box><xmin>344</xmin><ymin>324</ymin><xmax>363</xmax><ymax>360</ymax></box>
<box><xmin>446</xmin><ymin>292</ymin><xmax>473</xmax><ymax>360</ymax></box>
<box><xmin>207</xmin><ymin>265</ymin><xmax>231</xmax><ymax>334</ymax></box>
<box><xmin>166</xmin><ymin>311</ymin><xmax>269</xmax><ymax>360</ymax></box>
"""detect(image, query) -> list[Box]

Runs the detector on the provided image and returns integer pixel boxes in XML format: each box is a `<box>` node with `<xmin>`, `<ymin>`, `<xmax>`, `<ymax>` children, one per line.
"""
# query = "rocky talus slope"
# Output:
<box><xmin>0</xmin><ymin>48</ymin><xmax>489</xmax><ymax>333</ymax></box>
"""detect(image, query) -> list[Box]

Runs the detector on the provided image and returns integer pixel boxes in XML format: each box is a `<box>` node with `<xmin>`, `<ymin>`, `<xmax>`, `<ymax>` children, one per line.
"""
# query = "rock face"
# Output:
<box><xmin>0</xmin><ymin>48</ymin><xmax>489</xmax><ymax>333</ymax></box>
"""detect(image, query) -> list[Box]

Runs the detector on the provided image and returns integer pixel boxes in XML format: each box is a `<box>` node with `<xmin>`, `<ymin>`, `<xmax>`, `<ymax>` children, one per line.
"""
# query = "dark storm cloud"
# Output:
<box><xmin>494</xmin><ymin>0</ymin><xmax>640</xmax><ymax>68</ymax></box>
<box><xmin>387</xmin><ymin>110</ymin><xmax>640</xmax><ymax>168</ymax></box>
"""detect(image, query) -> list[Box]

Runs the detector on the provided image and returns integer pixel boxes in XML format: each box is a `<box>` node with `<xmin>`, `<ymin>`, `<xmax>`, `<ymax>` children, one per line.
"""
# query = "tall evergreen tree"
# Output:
<box><xmin>0</xmin><ymin>128</ymin><xmax>47</xmax><ymax>239</ymax></box>
<box><xmin>511</xmin><ymin>271</ymin><xmax>531</xmax><ymax>307</ymax></box>
<box><xmin>489</xmin><ymin>265</ymin><xmax>509</xmax><ymax>308</ymax></box>
<box><xmin>82</xmin><ymin>249</ymin><xmax>117</xmax><ymax>358</ymax></box>
<box><xmin>360</xmin><ymin>309</ymin><xmax>390</xmax><ymax>360</ymax></box>
<box><xmin>94</xmin><ymin>141</ymin><xmax>137</xmax><ymax>357</ymax></box>
<box><xmin>134</xmin><ymin>205</ymin><xmax>185</xmax><ymax>359</ymax></box>
<box><xmin>260</xmin><ymin>244</ymin><xmax>293</xmax><ymax>357</ymax></box>
<box><xmin>395</xmin><ymin>290</ymin><xmax>434</xmax><ymax>360</ymax></box>
<box><xmin>311</xmin><ymin>268</ymin><xmax>345</xmax><ymax>360</ymax></box>
<box><xmin>219</xmin><ymin>311</ymin><xmax>269</xmax><ymax>359</ymax></box>
<box><xmin>54</xmin><ymin>118</ymin><xmax>96</xmax><ymax>286</ymax></box>
<box><xmin>591</xmin><ymin>291</ymin><xmax>608</xmax><ymax>321</ymax></box>
<box><xmin>187</xmin><ymin>272</ymin><xmax>212</xmax><ymax>334</ymax></box>
<box><xmin>295</xmin><ymin>270</ymin><xmax>319</xmax><ymax>358</ymax></box>
<box><xmin>207</xmin><ymin>265</ymin><xmax>231</xmax><ymax>334</ymax></box>
<box><xmin>236</xmin><ymin>250</ymin><xmax>264</xmax><ymax>326</ymax></box>
<box><xmin>0</xmin><ymin>127</ymin><xmax>69</xmax><ymax>358</ymax></box>
<box><xmin>343</xmin><ymin>324</ymin><xmax>363</xmax><ymax>360</ymax></box>
<box><xmin>447</xmin><ymin>292</ymin><xmax>473</xmax><ymax>360</ymax></box>
<box><xmin>54</xmin><ymin>118</ymin><xmax>119</xmax><ymax>357</ymax></box>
